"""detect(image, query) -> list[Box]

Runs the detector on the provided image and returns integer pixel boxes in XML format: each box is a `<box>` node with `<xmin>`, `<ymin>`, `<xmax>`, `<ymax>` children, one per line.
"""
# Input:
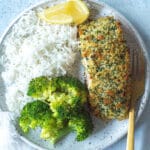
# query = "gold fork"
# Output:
<box><xmin>126</xmin><ymin>49</ymin><xmax>145</xmax><ymax>150</ymax></box>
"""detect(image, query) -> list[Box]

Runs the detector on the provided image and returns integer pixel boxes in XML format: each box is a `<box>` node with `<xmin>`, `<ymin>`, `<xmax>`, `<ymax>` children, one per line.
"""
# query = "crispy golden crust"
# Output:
<box><xmin>79</xmin><ymin>17</ymin><xmax>131</xmax><ymax>120</ymax></box>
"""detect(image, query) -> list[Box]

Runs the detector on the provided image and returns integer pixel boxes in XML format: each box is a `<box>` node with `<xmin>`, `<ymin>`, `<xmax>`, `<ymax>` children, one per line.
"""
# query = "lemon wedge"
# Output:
<box><xmin>38</xmin><ymin>0</ymin><xmax>89</xmax><ymax>25</ymax></box>
<box><xmin>67</xmin><ymin>0</ymin><xmax>89</xmax><ymax>25</ymax></box>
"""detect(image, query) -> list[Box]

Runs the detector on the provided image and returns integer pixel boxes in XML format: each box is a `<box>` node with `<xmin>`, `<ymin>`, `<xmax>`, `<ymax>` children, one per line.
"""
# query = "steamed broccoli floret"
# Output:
<box><xmin>27</xmin><ymin>76</ymin><xmax>50</xmax><ymax>100</ymax></box>
<box><xmin>54</xmin><ymin>76</ymin><xmax>87</xmax><ymax>104</ymax></box>
<box><xmin>68</xmin><ymin>111</ymin><xmax>93</xmax><ymax>141</ymax></box>
<box><xmin>19</xmin><ymin>101</ymin><xmax>69</xmax><ymax>144</ymax></box>
<box><xmin>19</xmin><ymin>100</ymin><xmax>51</xmax><ymax>132</ymax></box>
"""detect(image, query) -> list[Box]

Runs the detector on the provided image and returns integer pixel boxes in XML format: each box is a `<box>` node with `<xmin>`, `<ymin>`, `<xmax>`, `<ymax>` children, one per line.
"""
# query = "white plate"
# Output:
<box><xmin>0</xmin><ymin>0</ymin><xmax>150</xmax><ymax>150</ymax></box>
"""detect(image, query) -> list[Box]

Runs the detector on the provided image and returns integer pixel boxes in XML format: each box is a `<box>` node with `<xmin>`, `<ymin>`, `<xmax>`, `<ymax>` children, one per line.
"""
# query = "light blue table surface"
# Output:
<box><xmin>0</xmin><ymin>0</ymin><xmax>150</xmax><ymax>150</ymax></box>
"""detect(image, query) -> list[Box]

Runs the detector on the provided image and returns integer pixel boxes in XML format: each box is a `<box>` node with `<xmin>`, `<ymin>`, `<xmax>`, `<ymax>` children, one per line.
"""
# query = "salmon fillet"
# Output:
<box><xmin>79</xmin><ymin>16</ymin><xmax>131</xmax><ymax>120</ymax></box>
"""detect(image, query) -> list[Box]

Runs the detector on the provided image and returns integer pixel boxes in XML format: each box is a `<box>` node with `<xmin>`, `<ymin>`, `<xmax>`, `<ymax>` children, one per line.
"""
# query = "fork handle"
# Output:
<box><xmin>126</xmin><ymin>107</ymin><xmax>135</xmax><ymax>150</ymax></box>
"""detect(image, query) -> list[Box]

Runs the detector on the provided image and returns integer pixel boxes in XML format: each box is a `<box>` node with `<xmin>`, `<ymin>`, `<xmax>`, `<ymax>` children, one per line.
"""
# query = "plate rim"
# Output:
<box><xmin>0</xmin><ymin>0</ymin><xmax>150</xmax><ymax>149</ymax></box>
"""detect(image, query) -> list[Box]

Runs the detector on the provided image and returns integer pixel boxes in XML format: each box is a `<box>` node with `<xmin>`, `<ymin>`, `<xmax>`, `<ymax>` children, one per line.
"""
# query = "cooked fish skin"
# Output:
<box><xmin>79</xmin><ymin>16</ymin><xmax>131</xmax><ymax>120</ymax></box>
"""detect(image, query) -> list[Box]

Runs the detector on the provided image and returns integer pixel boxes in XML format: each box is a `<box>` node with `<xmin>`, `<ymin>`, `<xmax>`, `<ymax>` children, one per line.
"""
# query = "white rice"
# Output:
<box><xmin>0</xmin><ymin>10</ymin><xmax>79</xmax><ymax>115</ymax></box>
